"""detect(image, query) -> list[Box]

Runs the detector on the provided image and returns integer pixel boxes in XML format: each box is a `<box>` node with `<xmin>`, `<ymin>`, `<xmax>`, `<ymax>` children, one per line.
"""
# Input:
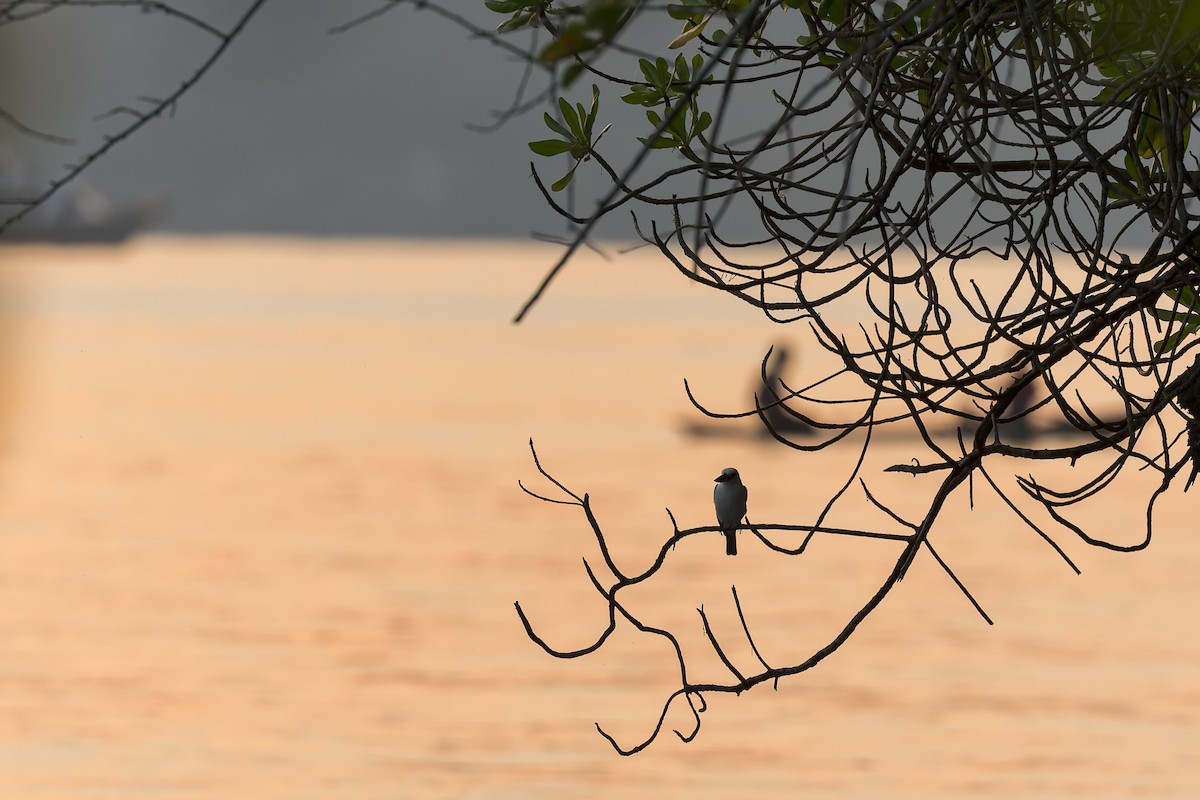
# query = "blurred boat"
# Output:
<box><xmin>0</xmin><ymin>151</ymin><xmax>158</xmax><ymax>244</ymax></box>
<box><xmin>1</xmin><ymin>183</ymin><xmax>158</xmax><ymax>244</ymax></box>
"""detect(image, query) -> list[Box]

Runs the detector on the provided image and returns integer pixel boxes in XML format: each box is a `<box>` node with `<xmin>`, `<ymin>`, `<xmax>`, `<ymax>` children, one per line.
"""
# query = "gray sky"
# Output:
<box><xmin>3</xmin><ymin>2</ymin><xmax>1141</xmax><ymax>250</ymax></box>
<box><xmin>1</xmin><ymin>1</ymin><xmax>598</xmax><ymax>238</ymax></box>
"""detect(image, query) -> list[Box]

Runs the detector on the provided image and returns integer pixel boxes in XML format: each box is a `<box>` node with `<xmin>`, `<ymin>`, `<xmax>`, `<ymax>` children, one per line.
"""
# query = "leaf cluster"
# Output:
<box><xmin>622</xmin><ymin>55</ymin><xmax>713</xmax><ymax>149</ymax></box>
<box><xmin>527</xmin><ymin>84</ymin><xmax>612</xmax><ymax>191</ymax></box>
<box><xmin>1153</xmin><ymin>287</ymin><xmax>1200</xmax><ymax>354</ymax></box>
<box><xmin>484</xmin><ymin>0</ymin><xmax>556</xmax><ymax>33</ymax></box>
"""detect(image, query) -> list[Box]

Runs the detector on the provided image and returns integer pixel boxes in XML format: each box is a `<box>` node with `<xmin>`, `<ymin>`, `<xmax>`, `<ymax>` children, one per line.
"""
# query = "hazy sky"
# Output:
<box><xmin>2</xmin><ymin>1</ymin><xmax>602</xmax><ymax>238</ymax></box>
<box><xmin>3</xmin><ymin>3</ymin><xmax>1139</xmax><ymax>249</ymax></box>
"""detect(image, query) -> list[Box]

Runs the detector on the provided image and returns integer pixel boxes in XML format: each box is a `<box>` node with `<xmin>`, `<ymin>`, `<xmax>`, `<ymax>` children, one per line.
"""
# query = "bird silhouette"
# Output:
<box><xmin>713</xmin><ymin>467</ymin><xmax>748</xmax><ymax>555</ymax></box>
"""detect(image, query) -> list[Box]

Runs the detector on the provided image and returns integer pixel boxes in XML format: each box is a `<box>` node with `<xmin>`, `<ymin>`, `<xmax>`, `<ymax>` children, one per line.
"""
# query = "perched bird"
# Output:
<box><xmin>713</xmin><ymin>467</ymin><xmax>748</xmax><ymax>556</ymax></box>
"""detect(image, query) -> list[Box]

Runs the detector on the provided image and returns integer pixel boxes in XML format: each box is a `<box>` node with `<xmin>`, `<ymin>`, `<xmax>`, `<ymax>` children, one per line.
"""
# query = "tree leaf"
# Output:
<box><xmin>1169</xmin><ymin>286</ymin><xmax>1199</xmax><ymax>308</ymax></box>
<box><xmin>1151</xmin><ymin>308</ymin><xmax>1200</xmax><ymax>324</ymax></box>
<box><xmin>674</xmin><ymin>54</ymin><xmax>689</xmax><ymax>81</ymax></box>
<box><xmin>583</xmin><ymin>84</ymin><xmax>600</xmax><ymax>139</ymax></box>
<box><xmin>1154</xmin><ymin>325</ymin><xmax>1199</xmax><ymax>354</ymax></box>
<box><xmin>528</xmin><ymin>139</ymin><xmax>572</xmax><ymax>156</ymax></box>
<box><xmin>621</xmin><ymin>88</ymin><xmax>657</xmax><ymax>106</ymax></box>
<box><xmin>559</xmin><ymin>95</ymin><xmax>581</xmax><ymax>137</ymax></box>
<box><xmin>497</xmin><ymin>13</ymin><xmax>533</xmax><ymax>33</ymax></box>
<box><xmin>667</xmin><ymin>106</ymin><xmax>688</xmax><ymax>139</ymax></box>
<box><xmin>638</xmin><ymin>135</ymin><xmax>679</xmax><ymax>149</ymax></box>
<box><xmin>542</xmin><ymin>112</ymin><xmax>570</xmax><ymax>139</ymax></box>
<box><xmin>669</xmin><ymin>12</ymin><xmax>711</xmax><ymax>49</ymax></box>
<box><xmin>551</xmin><ymin>162</ymin><xmax>579</xmax><ymax>192</ymax></box>
<box><xmin>639</xmin><ymin>58</ymin><xmax>660</xmax><ymax>87</ymax></box>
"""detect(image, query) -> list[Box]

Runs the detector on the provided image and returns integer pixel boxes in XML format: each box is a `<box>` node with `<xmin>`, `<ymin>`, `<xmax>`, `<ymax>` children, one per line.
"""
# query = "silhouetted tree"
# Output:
<box><xmin>436</xmin><ymin>0</ymin><xmax>1200</xmax><ymax>753</ymax></box>
<box><xmin>82</xmin><ymin>0</ymin><xmax>1194</xmax><ymax>754</ymax></box>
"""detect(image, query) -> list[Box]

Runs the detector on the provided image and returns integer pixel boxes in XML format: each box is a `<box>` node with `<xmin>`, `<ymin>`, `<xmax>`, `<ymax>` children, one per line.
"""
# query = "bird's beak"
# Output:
<box><xmin>714</xmin><ymin>473</ymin><xmax>728</xmax><ymax>483</ymax></box>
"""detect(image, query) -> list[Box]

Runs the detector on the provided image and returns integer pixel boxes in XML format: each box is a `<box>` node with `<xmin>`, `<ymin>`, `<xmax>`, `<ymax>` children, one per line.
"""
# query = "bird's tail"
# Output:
<box><xmin>725</xmin><ymin>530</ymin><xmax>737</xmax><ymax>556</ymax></box>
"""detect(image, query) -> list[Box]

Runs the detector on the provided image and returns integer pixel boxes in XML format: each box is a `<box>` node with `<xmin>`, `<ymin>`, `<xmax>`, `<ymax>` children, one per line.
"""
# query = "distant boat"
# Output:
<box><xmin>0</xmin><ymin>162</ymin><xmax>158</xmax><ymax>244</ymax></box>
<box><xmin>2</xmin><ymin>203</ymin><xmax>156</xmax><ymax>244</ymax></box>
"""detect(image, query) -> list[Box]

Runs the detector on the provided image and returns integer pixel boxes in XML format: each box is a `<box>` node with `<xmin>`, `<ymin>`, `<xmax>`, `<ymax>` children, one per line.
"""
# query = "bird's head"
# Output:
<box><xmin>714</xmin><ymin>467</ymin><xmax>740</xmax><ymax>483</ymax></box>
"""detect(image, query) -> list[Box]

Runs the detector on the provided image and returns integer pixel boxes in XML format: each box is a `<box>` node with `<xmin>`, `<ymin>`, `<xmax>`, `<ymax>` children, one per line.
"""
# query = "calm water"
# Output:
<box><xmin>0</xmin><ymin>238</ymin><xmax>1193</xmax><ymax>798</ymax></box>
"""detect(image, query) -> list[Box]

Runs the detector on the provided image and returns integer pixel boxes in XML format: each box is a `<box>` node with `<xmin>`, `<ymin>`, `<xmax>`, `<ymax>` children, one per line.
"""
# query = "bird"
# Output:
<box><xmin>713</xmin><ymin>467</ymin><xmax>748</xmax><ymax>556</ymax></box>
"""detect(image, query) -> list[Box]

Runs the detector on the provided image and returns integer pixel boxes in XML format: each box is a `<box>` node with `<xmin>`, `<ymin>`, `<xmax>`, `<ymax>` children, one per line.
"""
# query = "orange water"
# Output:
<box><xmin>0</xmin><ymin>238</ymin><xmax>1193</xmax><ymax>798</ymax></box>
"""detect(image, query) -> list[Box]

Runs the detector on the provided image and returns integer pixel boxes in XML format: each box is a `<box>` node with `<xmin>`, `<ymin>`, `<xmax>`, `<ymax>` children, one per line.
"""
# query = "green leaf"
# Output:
<box><xmin>1094</xmin><ymin>83</ymin><xmax>1135</xmax><ymax>105</ymax></box>
<box><xmin>641</xmin><ymin>107</ymin><xmax>677</xmax><ymax>149</ymax></box>
<box><xmin>558</xmin><ymin>96</ymin><xmax>581</xmax><ymax>137</ymax></box>
<box><xmin>817</xmin><ymin>0</ymin><xmax>846</xmax><ymax>24</ymax></box>
<box><xmin>1124</xmin><ymin>153</ymin><xmax>1145</xmax><ymax>194</ymax></box>
<box><xmin>551</xmin><ymin>162</ymin><xmax>579</xmax><ymax>192</ymax></box>
<box><xmin>542</xmin><ymin>112</ymin><xmax>570</xmax><ymax>139</ymax></box>
<box><xmin>838</xmin><ymin>33</ymin><xmax>862</xmax><ymax>55</ymax></box>
<box><xmin>497</xmin><ymin>13</ymin><xmax>533</xmax><ymax>33</ymax></box>
<box><xmin>583</xmin><ymin>84</ymin><xmax>600</xmax><ymax>139</ymax></box>
<box><xmin>1138</xmin><ymin>115</ymin><xmax>1164</xmax><ymax>159</ymax></box>
<box><xmin>638</xmin><ymin>135</ymin><xmax>679</xmax><ymax>149</ymax></box>
<box><xmin>1169</xmin><ymin>286</ymin><xmax>1198</xmax><ymax>308</ymax></box>
<box><xmin>1105</xmin><ymin>181</ymin><xmax>1138</xmax><ymax>202</ymax></box>
<box><xmin>1151</xmin><ymin>308</ymin><xmax>1200</xmax><ymax>324</ymax></box>
<box><xmin>667</xmin><ymin>4</ymin><xmax>700</xmax><ymax>22</ymax></box>
<box><xmin>674</xmin><ymin>54</ymin><xmax>690</xmax><ymax>81</ymax></box>
<box><xmin>639</xmin><ymin>58</ymin><xmax>660</xmax><ymax>87</ymax></box>
<box><xmin>621</xmin><ymin>88</ymin><xmax>657</xmax><ymax>106</ymax></box>
<box><xmin>1155</xmin><ymin>325</ymin><xmax>1199</xmax><ymax>354</ymax></box>
<box><xmin>667</xmin><ymin>106</ymin><xmax>687</xmax><ymax>139</ymax></box>
<box><xmin>528</xmin><ymin>139</ymin><xmax>572</xmax><ymax>156</ymax></box>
